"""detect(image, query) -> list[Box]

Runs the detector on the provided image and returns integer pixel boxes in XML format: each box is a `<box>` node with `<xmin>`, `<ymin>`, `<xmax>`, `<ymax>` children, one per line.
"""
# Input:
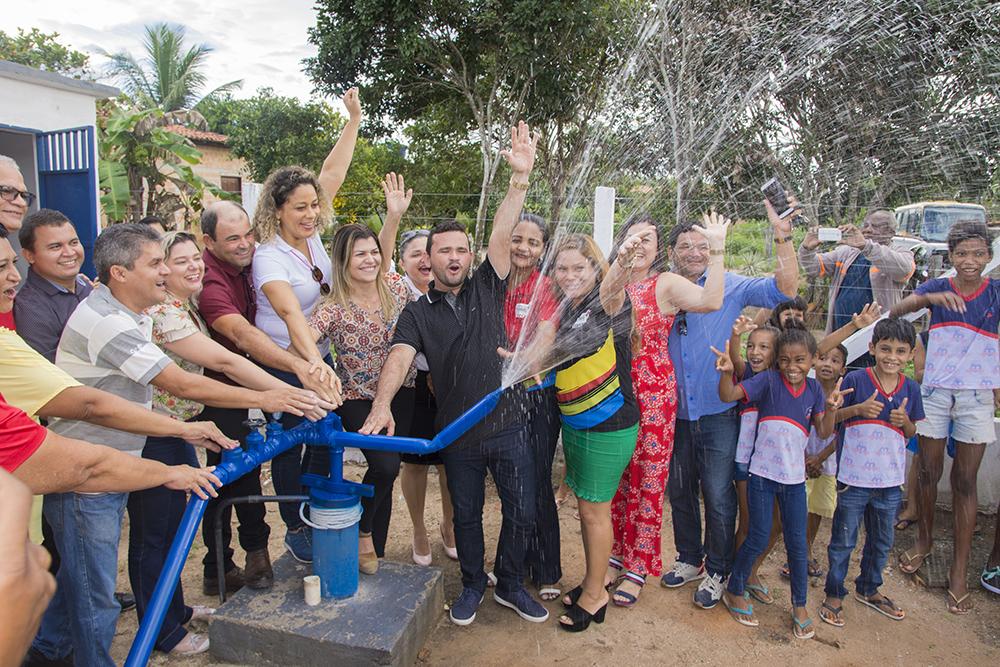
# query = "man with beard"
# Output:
<box><xmin>360</xmin><ymin>122</ymin><xmax>547</xmax><ymax>627</ymax></box>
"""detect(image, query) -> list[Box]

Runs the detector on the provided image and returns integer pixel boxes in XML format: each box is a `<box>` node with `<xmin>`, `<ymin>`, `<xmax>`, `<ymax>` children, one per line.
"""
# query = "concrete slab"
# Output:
<box><xmin>210</xmin><ymin>554</ymin><xmax>444</xmax><ymax>666</ymax></box>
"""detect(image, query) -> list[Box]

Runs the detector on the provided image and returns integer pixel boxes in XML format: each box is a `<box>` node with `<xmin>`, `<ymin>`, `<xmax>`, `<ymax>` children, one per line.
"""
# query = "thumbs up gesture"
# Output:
<box><xmin>889</xmin><ymin>397</ymin><xmax>911</xmax><ymax>428</ymax></box>
<box><xmin>858</xmin><ymin>389</ymin><xmax>884</xmax><ymax>419</ymax></box>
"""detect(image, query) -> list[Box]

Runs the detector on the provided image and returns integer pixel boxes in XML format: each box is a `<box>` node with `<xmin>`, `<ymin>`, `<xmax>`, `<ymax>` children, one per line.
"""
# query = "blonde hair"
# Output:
<box><xmin>326</xmin><ymin>224</ymin><xmax>397</xmax><ymax>320</ymax></box>
<box><xmin>549</xmin><ymin>233</ymin><xmax>609</xmax><ymax>298</ymax></box>
<box><xmin>252</xmin><ymin>165</ymin><xmax>332</xmax><ymax>243</ymax></box>
<box><xmin>160</xmin><ymin>230</ymin><xmax>199</xmax><ymax>258</ymax></box>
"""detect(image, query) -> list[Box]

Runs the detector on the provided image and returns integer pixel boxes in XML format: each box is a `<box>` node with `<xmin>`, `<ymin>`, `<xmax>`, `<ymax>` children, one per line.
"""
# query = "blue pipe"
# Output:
<box><xmin>125</xmin><ymin>387</ymin><xmax>503</xmax><ymax>667</ymax></box>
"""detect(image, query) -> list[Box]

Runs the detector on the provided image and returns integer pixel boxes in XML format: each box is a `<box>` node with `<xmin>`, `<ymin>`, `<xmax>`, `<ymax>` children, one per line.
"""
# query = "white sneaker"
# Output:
<box><xmin>692</xmin><ymin>573</ymin><xmax>725</xmax><ymax>609</ymax></box>
<box><xmin>660</xmin><ymin>561</ymin><xmax>706</xmax><ymax>588</ymax></box>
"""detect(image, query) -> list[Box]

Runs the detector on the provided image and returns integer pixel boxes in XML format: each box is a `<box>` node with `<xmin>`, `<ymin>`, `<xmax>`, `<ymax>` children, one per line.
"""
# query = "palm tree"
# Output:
<box><xmin>104</xmin><ymin>23</ymin><xmax>242</xmax><ymax>112</ymax></box>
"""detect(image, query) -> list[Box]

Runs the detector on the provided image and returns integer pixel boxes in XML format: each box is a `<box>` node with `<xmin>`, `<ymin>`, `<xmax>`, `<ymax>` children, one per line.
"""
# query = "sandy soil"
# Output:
<box><xmin>110</xmin><ymin>461</ymin><xmax>999</xmax><ymax>666</ymax></box>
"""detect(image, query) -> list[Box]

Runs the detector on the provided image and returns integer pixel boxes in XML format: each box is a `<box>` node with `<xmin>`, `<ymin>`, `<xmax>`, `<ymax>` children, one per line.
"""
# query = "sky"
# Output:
<box><xmin>9</xmin><ymin>1</ymin><xmax>333</xmax><ymax>104</ymax></box>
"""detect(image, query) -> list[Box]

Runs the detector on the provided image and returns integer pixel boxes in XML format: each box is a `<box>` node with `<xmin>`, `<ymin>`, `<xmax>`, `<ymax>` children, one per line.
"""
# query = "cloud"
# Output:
<box><xmin>9</xmin><ymin>1</ymin><xmax>326</xmax><ymax>103</ymax></box>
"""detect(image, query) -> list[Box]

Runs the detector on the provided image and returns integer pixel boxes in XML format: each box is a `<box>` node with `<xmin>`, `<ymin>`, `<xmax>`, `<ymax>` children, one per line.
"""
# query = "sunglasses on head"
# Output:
<box><xmin>311</xmin><ymin>265</ymin><xmax>331</xmax><ymax>295</ymax></box>
<box><xmin>676</xmin><ymin>310</ymin><xmax>687</xmax><ymax>336</ymax></box>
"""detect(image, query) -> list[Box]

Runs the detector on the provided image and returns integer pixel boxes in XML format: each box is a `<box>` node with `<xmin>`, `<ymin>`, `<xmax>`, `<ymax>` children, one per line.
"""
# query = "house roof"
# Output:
<box><xmin>0</xmin><ymin>60</ymin><xmax>119</xmax><ymax>99</ymax></box>
<box><xmin>162</xmin><ymin>124</ymin><xmax>230</xmax><ymax>146</ymax></box>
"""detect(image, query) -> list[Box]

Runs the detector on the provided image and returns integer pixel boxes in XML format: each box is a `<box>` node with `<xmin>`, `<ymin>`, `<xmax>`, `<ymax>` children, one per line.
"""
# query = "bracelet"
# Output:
<box><xmin>774</xmin><ymin>235</ymin><xmax>792</xmax><ymax>244</ymax></box>
<box><xmin>509</xmin><ymin>178</ymin><xmax>529</xmax><ymax>191</ymax></box>
<box><xmin>709</xmin><ymin>249</ymin><xmax>725</xmax><ymax>256</ymax></box>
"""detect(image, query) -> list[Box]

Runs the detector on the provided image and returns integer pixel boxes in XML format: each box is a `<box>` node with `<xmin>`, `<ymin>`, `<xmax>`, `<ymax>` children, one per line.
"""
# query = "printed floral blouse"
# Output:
<box><xmin>147</xmin><ymin>296</ymin><xmax>207</xmax><ymax>421</ymax></box>
<box><xmin>308</xmin><ymin>272</ymin><xmax>417</xmax><ymax>401</ymax></box>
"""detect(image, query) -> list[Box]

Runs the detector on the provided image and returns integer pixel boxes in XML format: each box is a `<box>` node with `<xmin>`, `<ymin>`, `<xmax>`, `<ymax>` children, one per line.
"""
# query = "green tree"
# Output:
<box><xmin>98</xmin><ymin>100</ymin><xmax>230</xmax><ymax>226</ymax></box>
<box><xmin>306</xmin><ymin>0</ymin><xmax>635</xmax><ymax>247</ymax></box>
<box><xmin>0</xmin><ymin>28</ymin><xmax>92</xmax><ymax>78</ymax></box>
<box><xmin>104</xmin><ymin>23</ymin><xmax>241</xmax><ymax>111</ymax></box>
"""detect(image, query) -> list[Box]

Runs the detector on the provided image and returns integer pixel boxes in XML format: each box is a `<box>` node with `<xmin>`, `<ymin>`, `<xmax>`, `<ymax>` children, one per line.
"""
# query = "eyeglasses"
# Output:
<box><xmin>311</xmin><ymin>265</ymin><xmax>331</xmax><ymax>295</ymax></box>
<box><xmin>676</xmin><ymin>310</ymin><xmax>687</xmax><ymax>336</ymax></box>
<box><xmin>0</xmin><ymin>185</ymin><xmax>36</xmax><ymax>207</ymax></box>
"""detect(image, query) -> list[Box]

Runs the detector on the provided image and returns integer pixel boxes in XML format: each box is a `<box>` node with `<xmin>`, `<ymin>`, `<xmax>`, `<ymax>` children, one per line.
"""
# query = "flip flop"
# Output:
<box><xmin>808</xmin><ymin>559</ymin><xmax>825</xmax><ymax>578</ymax></box>
<box><xmin>723</xmin><ymin>593</ymin><xmax>758</xmax><ymax>627</ymax></box>
<box><xmin>854</xmin><ymin>593</ymin><xmax>905</xmax><ymax>620</ymax></box>
<box><xmin>947</xmin><ymin>589</ymin><xmax>973</xmax><ymax>615</ymax></box>
<box><xmin>746</xmin><ymin>582</ymin><xmax>774</xmax><ymax>605</ymax></box>
<box><xmin>894</xmin><ymin>518</ymin><xmax>916</xmax><ymax>531</ymax></box>
<box><xmin>792</xmin><ymin>614</ymin><xmax>815</xmax><ymax>640</ymax></box>
<box><xmin>898</xmin><ymin>550</ymin><xmax>930</xmax><ymax>575</ymax></box>
<box><xmin>819</xmin><ymin>601</ymin><xmax>844</xmax><ymax>627</ymax></box>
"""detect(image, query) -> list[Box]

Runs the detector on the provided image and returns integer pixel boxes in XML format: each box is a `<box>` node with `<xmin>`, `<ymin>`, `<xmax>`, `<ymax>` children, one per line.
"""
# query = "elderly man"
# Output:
<box><xmin>0</xmin><ymin>155</ymin><xmax>32</xmax><ymax>255</ymax></box>
<box><xmin>799</xmin><ymin>209</ymin><xmax>915</xmax><ymax>335</ymax></box>
<box><xmin>662</xmin><ymin>199</ymin><xmax>800</xmax><ymax>610</ymax></box>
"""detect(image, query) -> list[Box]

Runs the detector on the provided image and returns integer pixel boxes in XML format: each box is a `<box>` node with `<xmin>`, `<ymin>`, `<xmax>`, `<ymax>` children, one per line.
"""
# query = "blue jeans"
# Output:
<box><xmin>728</xmin><ymin>475</ymin><xmax>809</xmax><ymax>607</ymax></box>
<box><xmin>667</xmin><ymin>409</ymin><xmax>739</xmax><ymax>577</ymax></box>
<box><xmin>440</xmin><ymin>424</ymin><xmax>535</xmax><ymax>596</ymax></box>
<box><xmin>262</xmin><ymin>357</ymin><xmax>334</xmax><ymax>530</ymax></box>
<box><xmin>33</xmin><ymin>491</ymin><xmax>127</xmax><ymax>666</ymax></box>
<box><xmin>128</xmin><ymin>436</ymin><xmax>198</xmax><ymax>652</ymax></box>
<box><xmin>824</xmin><ymin>484</ymin><xmax>901</xmax><ymax>600</ymax></box>
<box><xmin>524</xmin><ymin>388</ymin><xmax>562</xmax><ymax>586</ymax></box>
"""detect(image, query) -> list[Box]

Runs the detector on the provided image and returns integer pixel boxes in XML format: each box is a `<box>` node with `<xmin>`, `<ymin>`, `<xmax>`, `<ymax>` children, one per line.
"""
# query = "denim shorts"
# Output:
<box><xmin>916</xmin><ymin>386</ymin><xmax>997</xmax><ymax>445</ymax></box>
<box><xmin>734</xmin><ymin>461</ymin><xmax>750</xmax><ymax>482</ymax></box>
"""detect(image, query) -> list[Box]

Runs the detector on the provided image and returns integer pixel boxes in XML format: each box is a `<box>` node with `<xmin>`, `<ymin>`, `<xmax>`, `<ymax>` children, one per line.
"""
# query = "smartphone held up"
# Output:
<box><xmin>817</xmin><ymin>227</ymin><xmax>842</xmax><ymax>243</ymax></box>
<box><xmin>760</xmin><ymin>177</ymin><xmax>796</xmax><ymax>219</ymax></box>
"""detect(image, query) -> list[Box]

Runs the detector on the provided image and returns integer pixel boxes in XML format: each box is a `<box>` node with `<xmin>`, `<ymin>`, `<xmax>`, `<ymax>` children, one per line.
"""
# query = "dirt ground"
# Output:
<box><xmin>110</xmin><ymin>461</ymin><xmax>1000</xmax><ymax>667</ymax></box>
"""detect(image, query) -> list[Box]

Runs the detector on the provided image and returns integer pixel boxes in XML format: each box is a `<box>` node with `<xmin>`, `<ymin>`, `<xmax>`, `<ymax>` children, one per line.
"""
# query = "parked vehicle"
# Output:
<box><xmin>893</xmin><ymin>201</ymin><xmax>988</xmax><ymax>285</ymax></box>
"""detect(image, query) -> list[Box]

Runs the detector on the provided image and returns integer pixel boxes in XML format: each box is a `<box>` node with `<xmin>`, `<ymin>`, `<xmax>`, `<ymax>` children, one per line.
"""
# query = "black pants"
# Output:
<box><xmin>199</xmin><ymin>406</ymin><xmax>271</xmax><ymax>577</ymax></box>
<box><xmin>524</xmin><ymin>387</ymin><xmax>562</xmax><ymax>586</ymax></box>
<box><xmin>337</xmin><ymin>388</ymin><xmax>414</xmax><ymax>557</ymax></box>
<box><xmin>126</xmin><ymin>436</ymin><xmax>198</xmax><ymax>652</ymax></box>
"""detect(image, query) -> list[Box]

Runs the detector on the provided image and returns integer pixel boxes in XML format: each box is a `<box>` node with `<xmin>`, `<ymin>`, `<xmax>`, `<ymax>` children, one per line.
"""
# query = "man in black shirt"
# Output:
<box><xmin>362</xmin><ymin>122</ymin><xmax>547</xmax><ymax>626</ymax></box>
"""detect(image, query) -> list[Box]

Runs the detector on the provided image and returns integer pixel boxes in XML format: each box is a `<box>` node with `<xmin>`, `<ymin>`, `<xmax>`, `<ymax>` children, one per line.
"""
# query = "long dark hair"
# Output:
<box><xmin>610</xmin><ymin>211</ymin><xmax>666</xmax><ymax>273</ymax></box>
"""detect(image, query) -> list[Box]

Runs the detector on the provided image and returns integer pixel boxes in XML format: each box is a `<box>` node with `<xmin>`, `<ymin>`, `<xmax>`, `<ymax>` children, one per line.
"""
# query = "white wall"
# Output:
<box><xmin>0</xmin><ymin>78</ymin><xmax>100</xmax><ymax>132</ymax></box>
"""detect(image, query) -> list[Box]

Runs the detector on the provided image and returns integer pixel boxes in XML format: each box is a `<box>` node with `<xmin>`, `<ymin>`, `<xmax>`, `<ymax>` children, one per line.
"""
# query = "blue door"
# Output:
<box><xmin>36</xmin><ymin>127</ymin><xmax>99</xmax><ymax>277</ymax></box>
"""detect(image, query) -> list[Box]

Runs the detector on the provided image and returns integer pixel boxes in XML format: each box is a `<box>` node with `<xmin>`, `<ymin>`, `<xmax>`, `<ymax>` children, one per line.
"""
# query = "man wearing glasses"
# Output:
<box><xmin>661</xmin><ymin>199</ymin><xmax>801</xmax><ymax>611</ymax></box>
<box><xmin>0</xmin><ymin>155</ymin><xmax>37</xmax><ymax>255</ymax></box>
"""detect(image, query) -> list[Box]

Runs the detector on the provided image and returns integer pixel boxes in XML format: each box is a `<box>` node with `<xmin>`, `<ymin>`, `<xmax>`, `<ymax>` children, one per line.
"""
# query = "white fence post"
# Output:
<box><xmin>594</xmin><ymin>186</ymin><xmax>615</xmax><ymax>258</ymax></box>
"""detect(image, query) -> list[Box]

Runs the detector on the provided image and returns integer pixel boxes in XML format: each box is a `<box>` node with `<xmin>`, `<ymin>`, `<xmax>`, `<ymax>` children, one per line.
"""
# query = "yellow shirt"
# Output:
<box><xmin>0</xmin><ymin>327</ymin><xmax>80</xmax><ymax>419</ymax></box>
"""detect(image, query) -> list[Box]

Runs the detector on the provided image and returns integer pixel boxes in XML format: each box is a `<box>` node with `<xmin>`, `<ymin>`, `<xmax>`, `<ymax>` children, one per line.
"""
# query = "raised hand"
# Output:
<box><xmin>926</xmin><ymin>290</ymin><xmax>967</xmax><ymax>314</ymax></box>
<box><xmin>826</xmin><ymin>377</ymin><xmax>854</xmax><ymax>410</ymax></box>
<box><xmin>382</xmin><ymin>172</ymin><xmax>413</xmax><ymax>220</ymax></box>
<box><xmin>500</xmin><ymin>121</ymin><xmax>540</xmax><ymax>177</ymax></box>
<box><xmin>851</xmin><ymin>302</ymin><xmax>882</xmax><ymax>330</ymax></box>
<box><xmin>889</xmin><ymin>397</ymin><xmax>911</xmax><ymax>428</ymax></box>
<box><xmin>693</xmin><ymin>210</ymin><xmax>731</xmax><ymax>251</ymax></box>
<box><xmin>732</xmin><ymin>315</ymin><xmax>758</xmax><ymax>337</ymax></box>
<box><xmin>711</xmin><ymin>341</ymin><xmax>734</xmax><ymax>374</ymax></box>
<box><xmin>343</xmin><ymin>87</ymin><xmax>362</xmax><ymax>122</ymax></box>
<box><xmin>857</xmin><ymin>389</ymin><xmax>884</xmax><ymax>418</ymax></box>
<box><xmin>764</xmin><ymin>192</ymin><xmax>801</xmax><ymax>237</ymax></box>
<box><xmin>801</xmin><ymin>226</ymin><xmax>820</xmax><ymax>251</ymax></box>
<box><xmin>616</xmin><ymin>227</ymin><xmax>655</xmax><ymax>270</ymax></box>
<box><xmin>839</xmin><ymin>224</ymin><xmax>866</xmax><ymax>250</ymax></box>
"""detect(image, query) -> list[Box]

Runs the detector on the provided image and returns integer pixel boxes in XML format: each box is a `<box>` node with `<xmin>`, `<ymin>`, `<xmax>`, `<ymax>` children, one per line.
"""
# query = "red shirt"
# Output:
<box><xmin>198</xmin><ymin>249</ymin><xmax>257</xmax><ymax>383</ymax></box>
<box><xmin>503</xmin><ymin>270</ymin><xmax>560</xmax><ymax>347</ymax></box>
<box><xmin>0</xmin><ymin>393</ymin><xmax>47</xmax><ymax>472</ymax></box>
<box><xmin>0</xmin><ymin>309</ymin><xmax>15</xmax><ymax>331</ymax></box>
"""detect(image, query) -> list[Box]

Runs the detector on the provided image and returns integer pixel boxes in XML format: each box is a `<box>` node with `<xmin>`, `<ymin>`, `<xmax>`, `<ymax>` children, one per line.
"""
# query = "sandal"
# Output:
<box><xmin>723</xmin><ymin>592</ymin><xmax>758</xmax><ymax>627</ymax></box>
<box><xmin>947</xmin><ymin>589</ymin><xmax>974</xmax><ymax>615</ymax></box>
<box><xmin>808</xmin><ymin>559</ymin><xmax>824</xmax><ymax>578</ymax></box>
<box><xmin>559</xmin><ymin>600</ymin><xmax>607</xmax><ymax>632</ymax></box>
<box><xmin>894</xmin><ymin>518</ymin><xmax>916</xmax><ymax>531</ymax></box>
<box><xmin>779</xmin><ymin>562</ymin><xmax>790</xmax><ymax>579</ymax></box>
<box><xmin>792</xmin><ymin>614</ymin><xmax>815</xmax><ymax>640</ymax></box>
<box><xmin>819</xmin><ymin>601</ymin><xmax>844</xmax><ymax>627</ymax></box>
<box><xmin>562</xmin><ymin>585</ymin><xmax>583</xmax><ymax>609</ymax></box>
<box><xmin>746</xmin><ymin>579</ymin><xmax>774</xmax><ymax>606</ymax></box>
<box><xmin>171</xmin><ymin>632</ymin><xmax>209</xmax><ymax>656</ymax></box>
<box><xmin>538</xmin><ymin>584</ymin><xmax>561</xmax><ymax>602</ymax></box>
<box><xmin>613</xmin><ymin>572</ymin><xmax>645</xmax><ymax>608</ymax></box>
<box><xmin>189</xmin><ymin>605</ymin><xmax>215</xmax><ymax>622</ymax></box>
<box><xmin>898</xmin><ymin>550</ymin><xmax>930</xmax><ymax>575</ymax></box>
<box><xmin>854</xmin><ymin>592</ymin><xmax>905</xmax><ymax>621</ymax></box>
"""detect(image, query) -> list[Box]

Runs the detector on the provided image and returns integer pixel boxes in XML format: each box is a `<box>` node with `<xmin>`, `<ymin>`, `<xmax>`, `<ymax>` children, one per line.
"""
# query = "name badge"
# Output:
<box><xmin>572</xmin><ymin>311</ymin><xmax>590</xmax><ymax>329</ymax></box>
<box><xmin>515</xmin><ymin>302</ymin><xmax>531</xmax><ymax>319</ymax></box>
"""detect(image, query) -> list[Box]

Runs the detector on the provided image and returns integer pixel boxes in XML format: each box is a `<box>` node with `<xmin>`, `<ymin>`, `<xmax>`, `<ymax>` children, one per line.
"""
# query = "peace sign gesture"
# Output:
<box><xmin>826</xmin><ymin>377</ymin><xmax>853</xmax><ymax>410</ymax></box>
<box><xmin>711</xmin><ymin>341</ymin><xmax>734</xmax><ymax>374</ymax></box>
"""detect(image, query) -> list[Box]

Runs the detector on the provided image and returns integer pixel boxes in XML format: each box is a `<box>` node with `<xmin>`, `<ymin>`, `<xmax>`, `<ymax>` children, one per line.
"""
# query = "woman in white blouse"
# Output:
<box><xmin>249</xmin><ymin>88</ymin><xmax>359</xmax><ymax>562</ymax></box>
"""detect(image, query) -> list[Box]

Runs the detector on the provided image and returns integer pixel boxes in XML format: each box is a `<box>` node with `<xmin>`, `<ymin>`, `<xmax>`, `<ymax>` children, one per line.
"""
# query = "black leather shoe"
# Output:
<box><xmin>115</xmin><ymin>591</ymin><xmax>136</xmax><ymax>612</ymax></box>
<box><xmin>22</xmin><ymin>646</ymin><xmax>73</xmax><ymax>666</ymax></box>
<box><xmin>203</xmin><ymin>565</ymin><xmax>245</xmax><ymax>596</ymax></box>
